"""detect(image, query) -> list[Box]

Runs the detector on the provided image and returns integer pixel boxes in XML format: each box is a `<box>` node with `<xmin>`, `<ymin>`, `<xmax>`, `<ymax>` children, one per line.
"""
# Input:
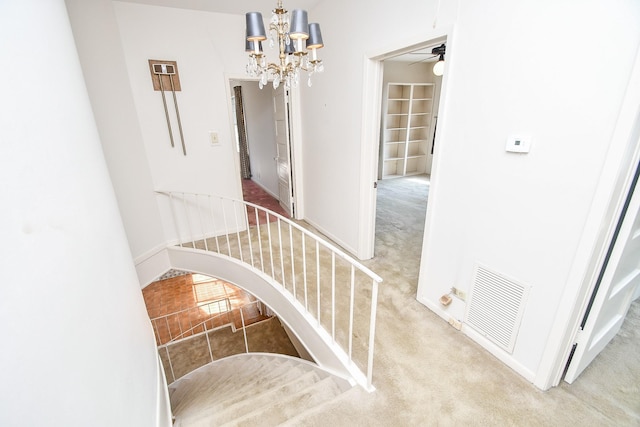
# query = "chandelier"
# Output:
<box><xmin>245</xmin><ymin>0</ymin><xmax>324</xmax><ymax>89</ymax></box>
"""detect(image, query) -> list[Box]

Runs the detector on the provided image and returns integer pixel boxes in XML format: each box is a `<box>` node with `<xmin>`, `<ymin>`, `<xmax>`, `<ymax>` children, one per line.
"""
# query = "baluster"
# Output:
<box><xmin>182</xmin><ymin>193</ymin><xmax>195</xmax><ymax>248</ymax></box>
<box><xmin>196</xmin><ymin>194</ymin><xmax>208</xmax><ymax>251</ymax></box>
<box><xmin>348</xmin><ymin>265</ymin><xmax>355</xmax><ymax>361</ymax></box>
<box><xmin>290</xmin><ymin>223</ymin><xmax>296</xmax><ymax>299</ymax></box>
<box><xmin>168</xmin><ymin>193</ymin><xmax>183</xmax><ymax>248</ymax></box>
<box><xmin>367</xmin><ymin>278</ymin><xmax>380</xmax><ymax>389</ymax></box>
<box><xmin>277</xmin><ymin>218</ymin><xmax>285</xmax><ymax>289</ymax></box>
<box><xmin>331</xmin><ymin>252</ymin><xmax>336</xmax><ymax>342</ymax></box>
<box><xmin>208</xmin><ymin>196</ymin><xmax>221</xmax><ymax>253</ymax></box>
<box><xmin>302</xmin><ymin>233</ymin><xmax>308</xmax><ymax>310</ymax></box>
<box><xmin>220</xmin><ymin>198</ymin><xmax>231</xmax><ymax>256</ymax></box>
<box><xmin>316</xmin><ymin>240</ymin><xmax>321</xmax><ymax>326</ymax></box>
<box><xmin>255</xmin><ymin>207</ymin><xmax>264</xmax><ymax>272</ymax></box>
<box><xmin>266</xmin><ymin>212</ymin><xmax>275</xmax><ymax>279</ymax></box>
<box><xmin>233</xmin><ymin>201</ymin><xmax>244</xmax><ymax>262</ymax></box>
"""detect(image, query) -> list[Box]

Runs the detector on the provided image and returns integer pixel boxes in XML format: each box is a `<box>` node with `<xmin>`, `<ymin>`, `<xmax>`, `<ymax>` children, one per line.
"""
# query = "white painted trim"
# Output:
<box><xmin>418</xmin><ymin>294</ymin><xmax>536</xmax><ymax>384</ymax></box>
<box><xmin>165</xmin><ymin>246</ymin><xmax>374</xmax><ymax>390</ymax></box>
<box><xmin>155</xmin><ymin>353</ymin><xmax>172</xmax><ymax>427</ymax></box>
<box><xmin>357</xmin><ymin>27</ymin><xmax>453</xmax><ymax>260</ymax></box>
<box><xmin>357</xmin><ymin>57</ymin><xmax>383</xmax><ymax>260</ymax></box>
<box><xmin>224</xmin><ymin>73</ymin><xmax>254</xmax><ymax>202</ymax></box>
<box><xmin>135</xmin><ymin>245</ymin><xmax>172</xmax><ymax>288</ymax></box>
<box><xmin>303</xmin><ymin>217</ymin><xmax>359</xmax><ymax>259</ymax></box>
<box><xmin>533</xmin><ymin>47</ymin><xmax>640</xmax><ymax>390</ymax></box>
<box><xmin>289</xmin><ymin>85</ymin><xmax>305</xmax><ymax>220</ymax></box>
<box><xmin>250</xmin><ymin>178</ymin><xmax>279</xmax><ymax>199</ymax></box>
<box><xmin>224</xmin><ymin>73</ymin><xmax>304</xmax><ymax>220</ymax></box>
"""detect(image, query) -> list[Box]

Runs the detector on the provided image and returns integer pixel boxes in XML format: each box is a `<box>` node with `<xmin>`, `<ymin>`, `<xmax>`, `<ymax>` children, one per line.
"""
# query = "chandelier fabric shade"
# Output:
<box><xmin>245</xmin><ymin>0</ymin><xmax>324</xmax><ymax>89</ymax></box>
<box><xmin>245</xmin><ymin>12</ymin><xmax>267</xmax><ymax>41</ymax></box>
<box><xmin>306</xmin><ymin>23</ymin><xmax>323</xmax><ymax>49</ymax></box>
<box><xmin>289</xmin><ymin>9</ymin><xmax>309</xmax><ymax>40</ymax></box>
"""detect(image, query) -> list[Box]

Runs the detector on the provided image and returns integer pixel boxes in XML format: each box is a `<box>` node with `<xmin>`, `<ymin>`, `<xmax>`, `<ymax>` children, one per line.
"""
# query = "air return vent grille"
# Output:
<box><xmin>465</xmin><ymin>265</ymin><xmax>530</xmax><ymax>354</ymax></box>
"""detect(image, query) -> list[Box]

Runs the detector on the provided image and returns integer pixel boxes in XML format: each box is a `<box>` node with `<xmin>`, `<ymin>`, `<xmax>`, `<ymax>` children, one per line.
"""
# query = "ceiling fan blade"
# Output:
<box><xmin>408</xmin><ymin>54</ymin><xmax>437</xmax><ymax>66</ymax></box>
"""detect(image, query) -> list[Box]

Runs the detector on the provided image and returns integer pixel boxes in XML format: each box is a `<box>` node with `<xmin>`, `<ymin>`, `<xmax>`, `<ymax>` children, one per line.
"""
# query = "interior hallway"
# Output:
<box><xmin>290</xmin><ymin>175</ymin><xmax>639</xmax><ymax>425</ymax></box>
<box><xmin>151</xmin><ymin>175</ymin><xmax>638</xmax><ymax>423</ymax></box>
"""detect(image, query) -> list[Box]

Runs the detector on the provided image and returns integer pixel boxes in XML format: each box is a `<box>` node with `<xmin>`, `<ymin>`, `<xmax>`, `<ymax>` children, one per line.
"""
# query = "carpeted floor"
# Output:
<box><xmin>289</xmin><ymin>174</ymin><xmax>640</xmax><ymax>425</ymax></box>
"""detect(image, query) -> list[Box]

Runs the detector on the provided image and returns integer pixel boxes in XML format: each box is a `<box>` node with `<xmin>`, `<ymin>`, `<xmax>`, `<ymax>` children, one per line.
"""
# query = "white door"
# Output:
<box><xmin>273</xmin><ymin>85</ymin><xmax>293</xmax><ymax>216</ymax></box>
<box><xmin>564</xmin><ymin>161</ymin><xmax>640</xmax><ymax>383</ymax></box>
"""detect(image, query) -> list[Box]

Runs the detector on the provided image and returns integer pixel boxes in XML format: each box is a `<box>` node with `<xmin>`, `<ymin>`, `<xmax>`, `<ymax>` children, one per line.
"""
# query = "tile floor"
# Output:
<box><xmin>143</xmin><ymin>273</ymin><xmax>269</xmax><ymax>345</ymax></box>
<box><xmin>242</xmin><ymin>178</ymin><xmax>289</xmax><ymax>225</ymax></box>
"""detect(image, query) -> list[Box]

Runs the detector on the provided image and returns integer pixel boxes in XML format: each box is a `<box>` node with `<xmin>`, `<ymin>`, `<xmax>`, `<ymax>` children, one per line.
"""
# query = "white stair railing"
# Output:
<box><xmin>150</xmin><ymin>297</ymin><xmax>232</xmax><ymax>346</ymax></box>
<box><xmin>155</xmin><ymin>300</ymin><xmax>267</xmax><ymax>383</ymax></box>
<box><xmin>155</xmin><ymin>191</ymin><xmax>382</xmax><ymax>390</ymax></box>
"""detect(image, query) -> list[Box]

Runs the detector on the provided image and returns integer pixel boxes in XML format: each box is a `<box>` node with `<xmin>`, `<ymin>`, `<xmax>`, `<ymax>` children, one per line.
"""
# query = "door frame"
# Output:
<box><xmin>224</xmin><ymin>74</ymin><xmax>304</xmax><ymax>220</ymax></box>
<box><xmin>534</xmin><ymin>48</ymin><xmax>640</xmax><ymax>390</ymax></box>
<box><xmin>357</xmin><ymin>27</ymin><xmax>453</xmax><ymax>260</ymax></box>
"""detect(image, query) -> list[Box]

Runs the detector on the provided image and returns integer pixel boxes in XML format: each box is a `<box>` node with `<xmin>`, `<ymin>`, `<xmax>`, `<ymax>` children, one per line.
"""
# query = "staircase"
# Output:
<box><xmin>170</xmin><ymin>353</ymin><xmax>353</xmax><ymax>426</ymax></box>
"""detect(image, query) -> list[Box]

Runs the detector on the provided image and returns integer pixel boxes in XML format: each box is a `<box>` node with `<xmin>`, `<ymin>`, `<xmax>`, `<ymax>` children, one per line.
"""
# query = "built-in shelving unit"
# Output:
<box><xmin>381</xmin><ymin>83</ymin><xmax>434</xmax><ymax>179</ymax></box>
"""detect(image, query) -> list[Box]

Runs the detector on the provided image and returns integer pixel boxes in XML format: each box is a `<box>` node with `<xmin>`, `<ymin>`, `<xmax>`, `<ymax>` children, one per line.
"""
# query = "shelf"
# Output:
<box><xmin>382</xmin><ymin>82</ymin><xmax>434</xmax><ymax>179</ymax></box>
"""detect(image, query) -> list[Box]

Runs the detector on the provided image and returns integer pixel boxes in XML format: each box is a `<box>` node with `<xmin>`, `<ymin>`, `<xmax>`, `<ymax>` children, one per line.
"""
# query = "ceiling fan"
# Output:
<box><xmin>408</xmin><ymin>43</ymin><xmax>446</xmax><ymax>66</ymax></box>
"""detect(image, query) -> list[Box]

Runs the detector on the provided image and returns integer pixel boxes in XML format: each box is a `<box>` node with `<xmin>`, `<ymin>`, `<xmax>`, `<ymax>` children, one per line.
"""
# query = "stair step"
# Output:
<box><xmin>207</xmin><ymin>365</ymin><xmax>308</xmax><ymax>412</ymax></box>
<box><xmin>172</xmin><ymin>356</ymin><xmax>296</xmax><ymax>416</ymax></box>
<box><xmin>224</xmin><ymin>376</ymin><xmax>344</xmax><ymax>427</ymax></box>
<box><xmin>186</xmin><ymin>370</ymin><xmax>322</xmax><ymax>426</ymax></box>
<box><xmin>171</xmin><ymin>354</ymin><xmax>352</xmax><ymax>426</ymax></box>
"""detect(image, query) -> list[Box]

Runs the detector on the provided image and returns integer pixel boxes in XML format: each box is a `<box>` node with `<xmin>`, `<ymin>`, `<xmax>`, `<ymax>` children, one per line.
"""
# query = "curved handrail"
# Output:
<box><xmin>155</xmin><ymin>190</ymin><xmax>382</xmax><ymax>390</ymax></box>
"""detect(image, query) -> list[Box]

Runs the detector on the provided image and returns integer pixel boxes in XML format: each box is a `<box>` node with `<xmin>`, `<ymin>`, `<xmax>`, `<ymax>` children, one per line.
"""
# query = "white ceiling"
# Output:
<box><xmin>115</xmin><ymin>0</ymin><xmax>324</xmax><ymax>16</ymax></box>
<box><xmin>115</xmin><ymin>0</ymin><xmax>441</xmax><ymax>64</ymax></box>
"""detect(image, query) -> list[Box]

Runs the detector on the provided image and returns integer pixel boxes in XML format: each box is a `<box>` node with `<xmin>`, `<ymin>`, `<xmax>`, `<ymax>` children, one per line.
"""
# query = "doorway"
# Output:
<box><xmin>229</xmin><ymin>79</ymin><xmax>295</xmax><ymax>219</ymax></box>
<box><xmin>361</xmin><ymin>36</ymin><xmax>448</xmax><ymax>259</ymax></box>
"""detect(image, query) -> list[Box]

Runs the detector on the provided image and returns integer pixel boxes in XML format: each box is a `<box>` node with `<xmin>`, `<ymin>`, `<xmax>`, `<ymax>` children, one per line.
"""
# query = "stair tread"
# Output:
<box><xmin>223</xmin><ymin>376</ymin><xmax>344</xmax><ymax>427</ymax></box>
<box><xmin>172</xmin><ymin>354</ymin><xmax>351</xmax><ymax>426</ymax></box>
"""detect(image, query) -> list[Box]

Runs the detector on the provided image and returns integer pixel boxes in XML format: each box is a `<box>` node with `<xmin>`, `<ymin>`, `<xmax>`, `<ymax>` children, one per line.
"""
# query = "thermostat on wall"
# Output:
<box><xmin>506</xmin><ymin>134</ymin><xmax>532</xmax><ymax>153</ymax></box>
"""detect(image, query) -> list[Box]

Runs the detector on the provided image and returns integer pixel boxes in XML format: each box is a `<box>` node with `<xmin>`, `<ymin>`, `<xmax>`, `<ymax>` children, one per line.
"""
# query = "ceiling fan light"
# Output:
<box><xmin>433</xmin><ymin>55</ymin><xmax>445</xmax><ymax>76</ymax></box>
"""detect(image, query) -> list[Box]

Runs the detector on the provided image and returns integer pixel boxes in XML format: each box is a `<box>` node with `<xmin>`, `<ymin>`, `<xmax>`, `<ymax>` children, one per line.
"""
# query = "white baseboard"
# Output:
<box><xmin>248</xmin><ymin>178</ymin><xmax>279</xmax><ymax>200</ymax></box>
<box><xmin>302</xmin><ymin>217</ymin><xmax>359</xmax><ymax>259</ymax></box>
<box><xmin>418</xmin><ymin>294</ymin><xmax>537</xmax><ymax>385</ymax></box>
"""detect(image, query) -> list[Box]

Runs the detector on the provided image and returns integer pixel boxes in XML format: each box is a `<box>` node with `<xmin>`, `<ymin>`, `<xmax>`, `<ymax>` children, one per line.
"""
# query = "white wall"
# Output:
<box><xmin>0</xmin><ymin>1</ymin><xmax>166</xmax><ymax>425</ymax></box>
<box><xmin>112</xmin><ymin>1</ymin><xmax>248</xmax><ymax>242</ymax></box>
<box><xmin>299</xmin><ymin>0</ymin><xmax>458</xmax><ymax>253</ymax></box>
<box><xmin>417</xmin><ymin>2</ymin><xmax>640</xmax><ymax>379</ymax></box>
<box><xmin>238</xmin><ymin>82</ymin><xmax>279</xmax><ymax>197</ymax></box>
<box><xmin>300</xmin><ymin>0</ymin><xmax>640</xmax><ymax>382</ymax></box>
<box><xmin>65</xmin><ymin>0</ymin><xmax>166</xmax><ymax>262</ymax></box>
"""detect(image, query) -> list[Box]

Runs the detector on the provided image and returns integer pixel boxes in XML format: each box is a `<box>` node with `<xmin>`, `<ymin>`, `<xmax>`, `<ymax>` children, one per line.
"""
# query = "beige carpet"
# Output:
<box><xmin>287</xmin><ymin>175</ymin><xmax>640</xmax><ymax>426</ymax></box>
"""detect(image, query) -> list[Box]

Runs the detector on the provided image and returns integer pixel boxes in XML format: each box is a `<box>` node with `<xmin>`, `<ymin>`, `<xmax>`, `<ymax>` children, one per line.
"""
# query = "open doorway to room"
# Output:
<box><xmin>372</xmin><ymin>39</ymin><xmax>447</xmax><ymax>258</ymax></box>
<box><xmin>229</xmin><ymin>79</ymin><xmax>293</xmax><ymax>220</ymax></box>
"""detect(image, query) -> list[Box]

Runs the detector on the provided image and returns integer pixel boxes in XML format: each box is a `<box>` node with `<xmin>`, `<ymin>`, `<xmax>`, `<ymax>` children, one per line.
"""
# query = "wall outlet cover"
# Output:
<box><xmin>448</xmin><ymin>317</ymin><xmax>462</xmax><ymax>330</ymax></box>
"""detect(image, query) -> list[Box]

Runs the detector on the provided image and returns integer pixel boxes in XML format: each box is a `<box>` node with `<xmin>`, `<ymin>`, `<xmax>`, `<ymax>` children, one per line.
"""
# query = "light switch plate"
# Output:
<box><xmin>209</xmin><ymin>131</ymin><xmax>219</xmax><ymax>146</ymax></box>
<box><xmin>506</xmin><ymin>134</ymin><xmax>531</xmax><ymax>153</ymax></box>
